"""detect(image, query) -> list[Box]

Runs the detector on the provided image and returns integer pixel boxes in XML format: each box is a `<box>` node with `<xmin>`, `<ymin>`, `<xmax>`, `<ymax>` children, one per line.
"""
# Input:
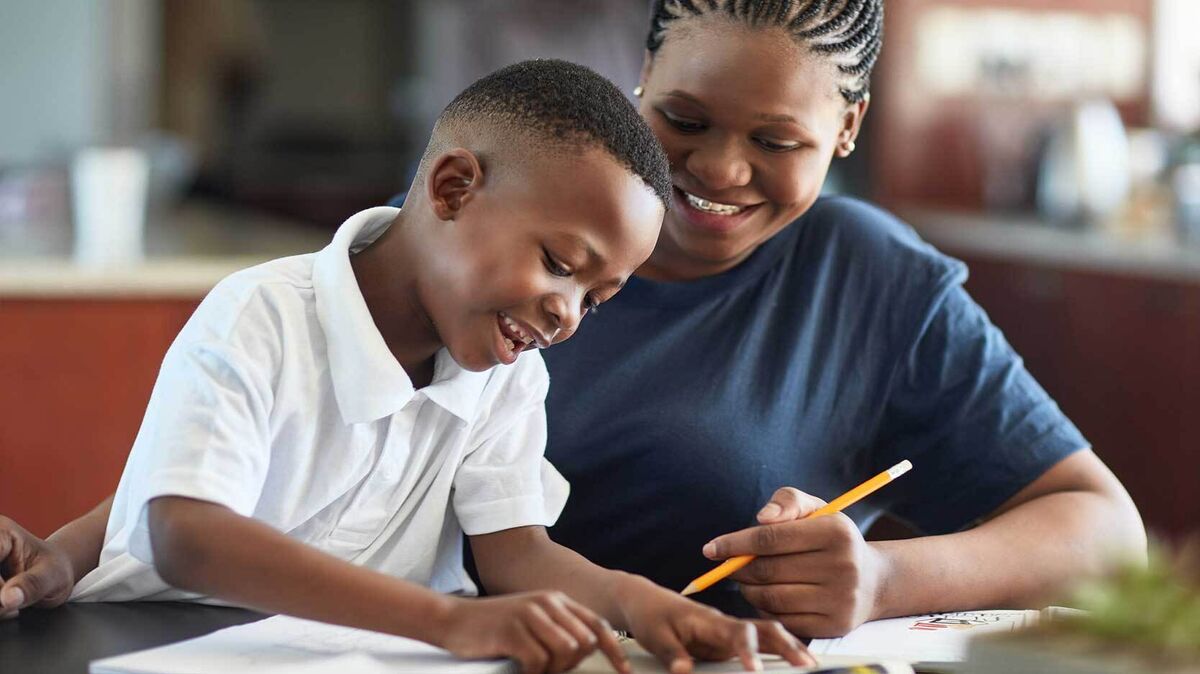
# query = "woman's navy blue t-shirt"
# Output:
<box><xmin>538</xmin><ymin>196</ymin><xmax>1086</xmax><ymax>614</ymax></box>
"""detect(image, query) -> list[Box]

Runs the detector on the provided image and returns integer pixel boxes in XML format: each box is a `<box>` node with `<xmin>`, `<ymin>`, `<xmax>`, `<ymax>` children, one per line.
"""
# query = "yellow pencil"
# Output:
<box><xmin>681</xmin><ymin>460</ymin><xmax>913</xmax><ymax>596</ymax></box>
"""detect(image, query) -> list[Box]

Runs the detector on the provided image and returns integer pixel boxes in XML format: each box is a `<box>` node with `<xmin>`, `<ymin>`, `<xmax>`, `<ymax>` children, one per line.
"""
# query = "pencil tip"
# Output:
<box><xmin>680</xmin><ymin>584</ymin><xmax>698</xmax><ymax>596</ymax></box>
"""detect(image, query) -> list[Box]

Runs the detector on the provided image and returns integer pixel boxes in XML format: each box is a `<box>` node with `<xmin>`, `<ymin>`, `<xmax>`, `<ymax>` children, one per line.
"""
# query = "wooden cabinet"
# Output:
<box><xmin>0</xmin><ymin>298</ymin><xmax>199</xmax><ymax>537</ymax></box>
<box><xmin>949</xmin><ymin>254</ymin><xmax>1200</xmax><ymax>541</ymax></box>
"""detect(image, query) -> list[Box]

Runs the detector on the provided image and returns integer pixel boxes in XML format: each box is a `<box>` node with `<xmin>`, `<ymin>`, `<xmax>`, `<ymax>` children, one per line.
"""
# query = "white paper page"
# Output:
<box><xmin>806</xmin><ymin>610</ymin><xmax>1039</xmax><ymax>664</ymax></box>
<box><xmin>573</xmin><ymin>641</ymin><xmax>913</xmax><ymax>673</ymax></box>
<box><xmin>90</xmin><ymin>614</ymin><xmax>516</xmax><ymax>674</ymax></box>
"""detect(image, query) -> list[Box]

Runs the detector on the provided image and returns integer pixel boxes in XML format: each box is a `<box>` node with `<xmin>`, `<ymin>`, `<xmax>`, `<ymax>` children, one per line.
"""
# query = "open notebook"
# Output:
<box><xmin>90</xmin><ymin>614</ymin><xmax>912</xmax><ymax>674</ymax></box>
<box><xmin>807</xmin><ymin>608</ymin><xmax>1080</xmax><ymax>672</ymax></box>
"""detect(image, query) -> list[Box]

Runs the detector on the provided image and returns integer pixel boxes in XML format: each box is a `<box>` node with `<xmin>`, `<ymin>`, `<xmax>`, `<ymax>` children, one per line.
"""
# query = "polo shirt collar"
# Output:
<box><xmin>313</xmin><ymin>207</ymin><xmax>489</xmax><ymax>425</ymax></box>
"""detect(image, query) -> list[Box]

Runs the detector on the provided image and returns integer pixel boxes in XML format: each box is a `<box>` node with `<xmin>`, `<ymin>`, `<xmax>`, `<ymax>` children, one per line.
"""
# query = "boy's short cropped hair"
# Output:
<box><xmin>424</xmin><ymin>58</ymin><xmax>672</xmax><ymax>207</ymax></box>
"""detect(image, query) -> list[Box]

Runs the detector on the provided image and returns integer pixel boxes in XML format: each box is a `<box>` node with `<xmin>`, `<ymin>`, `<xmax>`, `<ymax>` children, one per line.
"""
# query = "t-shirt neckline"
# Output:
<box><xmin>619</xmin><ymin>213</ymin><xmax>805</xmax><ymax>308</ymax></box>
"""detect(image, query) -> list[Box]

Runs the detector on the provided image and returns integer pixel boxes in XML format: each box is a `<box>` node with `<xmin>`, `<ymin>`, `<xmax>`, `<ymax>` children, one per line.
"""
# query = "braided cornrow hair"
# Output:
<box><xmin>646</xmin><ymin>0</ymin><xmax>884</xmax><ymax>103</ymax></box>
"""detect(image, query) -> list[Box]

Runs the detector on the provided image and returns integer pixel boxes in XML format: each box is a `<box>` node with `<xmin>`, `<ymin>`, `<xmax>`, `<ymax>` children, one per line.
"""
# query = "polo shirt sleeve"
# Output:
<box><xmin>120</xmin><ymin>337</ymin><xmax>274</xmax><ymax>564</ymax></box>
<box><xmin>871</xmin><ymin>282</ymin><xmax>1088</xmax><ymax>536</ymax></box>
<box><xmin>452</xmin><ymin>354</ymin><xmax>570</xmax><ymax>536</ymax></box>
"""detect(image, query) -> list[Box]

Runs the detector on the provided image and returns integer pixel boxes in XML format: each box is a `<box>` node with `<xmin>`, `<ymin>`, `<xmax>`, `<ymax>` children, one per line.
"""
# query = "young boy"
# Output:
<box><xmin>21</xmin><ymin>60</ymin><xmax>811</xmax><ymax>674</ymax></box>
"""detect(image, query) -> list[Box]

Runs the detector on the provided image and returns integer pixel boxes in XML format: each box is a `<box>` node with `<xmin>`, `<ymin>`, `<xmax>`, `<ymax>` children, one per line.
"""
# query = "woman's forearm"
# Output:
<box><xmin>871</xmin><ymin>457</ymin><xmax>1146</xmax><ymax>618</ymax></box>
<box><xmin>147</xmin><ymin>496</ymin><xmax>455</xmax><ymax>645</ymax></box>
<box><xmin>46</xmin><ymin>494</ymin><xmax>114</xmax><ymax>583</ymax></box>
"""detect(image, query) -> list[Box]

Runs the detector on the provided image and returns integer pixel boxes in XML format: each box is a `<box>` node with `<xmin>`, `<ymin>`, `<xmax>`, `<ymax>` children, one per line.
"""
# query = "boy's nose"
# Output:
<box><xmin>543</xmin><ymin>294</ymin><xmax>583</xmax><ymax>339</ymax></box>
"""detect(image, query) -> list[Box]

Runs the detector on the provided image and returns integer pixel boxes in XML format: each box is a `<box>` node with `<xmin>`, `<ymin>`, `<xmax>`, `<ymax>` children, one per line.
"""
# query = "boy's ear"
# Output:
<box><xmin>426</xmin><ymin>148</ymin><xmax>484</xmax><ymax>220</ymax></box>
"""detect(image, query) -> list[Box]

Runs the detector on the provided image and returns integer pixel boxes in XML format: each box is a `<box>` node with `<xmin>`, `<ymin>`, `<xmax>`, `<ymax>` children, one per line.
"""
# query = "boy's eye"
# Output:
<box><xmin>660</xmin><ymin>109</ymin><xmax>706</xmax><ymax>133</ymax></box>
<box><xmin>543</xmin><ymin>248</ymin><xmax>571</xmax><ymax>277</ymax></box>
<box><xmin>583</xmin><ymin>294</ymin><xmax>600</xmax><ymax>315</ymax></box>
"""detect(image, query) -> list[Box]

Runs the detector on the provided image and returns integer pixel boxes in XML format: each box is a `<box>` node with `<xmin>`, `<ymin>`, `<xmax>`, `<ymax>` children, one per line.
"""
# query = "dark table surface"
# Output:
<box><xmin>0</xmin><ymin>602</ymin><xmax>267</xmax><ymax>674</ymax></box>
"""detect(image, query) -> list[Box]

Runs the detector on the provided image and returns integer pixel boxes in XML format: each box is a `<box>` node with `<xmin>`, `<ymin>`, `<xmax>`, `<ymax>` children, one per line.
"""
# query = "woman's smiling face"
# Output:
<box><xmin>636</xmin><ymin>17</ymin><xmax>866</xmax><ymax>281</ymax></box>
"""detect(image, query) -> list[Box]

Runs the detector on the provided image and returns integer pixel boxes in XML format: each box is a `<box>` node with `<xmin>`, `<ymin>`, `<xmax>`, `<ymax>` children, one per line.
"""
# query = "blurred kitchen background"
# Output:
<box><xmin>1</xmin><ymin>0</ymin><xmax>1198</xmax><ymax>544</ymax></box>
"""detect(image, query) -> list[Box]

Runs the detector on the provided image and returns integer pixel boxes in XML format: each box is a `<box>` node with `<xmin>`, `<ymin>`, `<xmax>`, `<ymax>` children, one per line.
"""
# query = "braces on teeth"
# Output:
<box><xmin>684</xmin><ymin>192</ymin><xmax>742</xmax><ymax>215</ymax></box>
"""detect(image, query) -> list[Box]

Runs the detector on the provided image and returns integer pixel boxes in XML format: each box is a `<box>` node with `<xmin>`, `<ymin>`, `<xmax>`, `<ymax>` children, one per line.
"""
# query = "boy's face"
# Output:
<box><xmin>421</xmin><ymin>146</ymin><xmax>663</xmax><ymax>371</ymax></box>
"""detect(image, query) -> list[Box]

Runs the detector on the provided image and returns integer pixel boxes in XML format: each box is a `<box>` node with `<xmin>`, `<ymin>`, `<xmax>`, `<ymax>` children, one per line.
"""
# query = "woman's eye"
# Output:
<box><xmin>755</xmin><ymin>137</ymin><xmax>801</xmax><ymax>153</ymax></box>
<box><xmin>543</xmin><ymin>249</ymin><xmax>570</xmax><ymax>277</ymax></box>
<box><xmin>660</xmin><ymin>110</ymin><xmax>706</xmax><ymax>133</ymax></box>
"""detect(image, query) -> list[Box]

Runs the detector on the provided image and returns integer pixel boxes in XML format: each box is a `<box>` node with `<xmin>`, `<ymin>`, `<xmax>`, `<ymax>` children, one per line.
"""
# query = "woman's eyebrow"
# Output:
<box><xmin>664</xmin><ymin>90</ymin><xmax>705</xmax><ymax>107</ymax></box>
<box><xmin>666</xmin><ymin>90</ymin><xmax>813</xmax><ymax>135</ymax></box>
<box><xmin>754</xmin><ymin>112</ymin><xmax>816</xmax><ymax>136</ymax></box>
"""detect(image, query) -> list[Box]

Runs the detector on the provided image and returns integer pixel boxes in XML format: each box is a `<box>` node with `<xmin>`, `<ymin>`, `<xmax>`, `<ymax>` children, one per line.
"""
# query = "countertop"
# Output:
<box><xmin>0</xmin><ymin>201</ymin><xmax>333</xmax><ymax>298</ymax></box>
<box><xmin>6</xmin><ymin>204</ymin><xmax>1200</xmax><ymax>297</ymax></box>
<box><xmin>905</xmin><ymin>210</ymin><xmax>1200</xmax><ymax>284</ymax></box>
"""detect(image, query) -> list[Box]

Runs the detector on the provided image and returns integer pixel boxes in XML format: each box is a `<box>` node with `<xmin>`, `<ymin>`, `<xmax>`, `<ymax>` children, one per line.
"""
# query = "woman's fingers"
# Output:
<box><xmin>704</xmin><ymin>513</ymin><xmax>854</xmax><ymax>560</ymax></box>
<box><xmin>756</xmin><ymin>488</ymin><xmax>828</xmax><ymax>524</ymax></box>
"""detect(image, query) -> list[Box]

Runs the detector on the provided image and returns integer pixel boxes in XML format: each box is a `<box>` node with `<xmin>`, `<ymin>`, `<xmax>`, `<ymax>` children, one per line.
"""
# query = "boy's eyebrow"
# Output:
<box><xmin>561</xmin><ymin>233</ymin><xmax>601</xmax><ymax>264</ymax></box>
<box><xmin>561</xmin><ymin>233</ymin><xmax>624</xmax><ymax>287</ymax></box>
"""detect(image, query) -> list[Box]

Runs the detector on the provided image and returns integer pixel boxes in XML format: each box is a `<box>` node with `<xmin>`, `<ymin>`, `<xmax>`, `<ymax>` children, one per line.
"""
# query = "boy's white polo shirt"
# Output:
<box><xmin>71</xmin><ymin>207</ymin><xmax>569</xmax><ymax>603</ymax></box>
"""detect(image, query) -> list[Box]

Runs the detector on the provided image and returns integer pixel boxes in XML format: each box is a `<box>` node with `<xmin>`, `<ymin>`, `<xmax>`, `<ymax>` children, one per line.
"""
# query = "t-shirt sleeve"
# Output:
<box><xmin>452</xmin><ymin>355</ymin><xmax>569</xmax><ymax>536</ymax></box>
<box><xmin>872</xmin><ymin>282</ymin><xmax>1088</xmax><ymax>535</ymax></box>
<box><xmin>120</xmin><ymin>338</ymin><xmax>274</xmax><ymax>564</ymax></box>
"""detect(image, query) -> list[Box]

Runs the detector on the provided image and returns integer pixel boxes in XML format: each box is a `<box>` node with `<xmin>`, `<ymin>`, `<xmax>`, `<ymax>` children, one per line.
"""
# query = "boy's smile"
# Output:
<box><xmin>495</xmin><ymin>311</ymin><xmax>547</xmax><ymax>365</ymax></box>
<box><xmin>415</xmin><ymin>145</ymin><xmax>664</xmax><ymax>372</ymax></box>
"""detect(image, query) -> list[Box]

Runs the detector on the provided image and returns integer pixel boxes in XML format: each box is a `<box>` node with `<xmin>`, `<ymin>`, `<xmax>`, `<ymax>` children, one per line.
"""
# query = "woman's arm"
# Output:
<box><xmin>870</xmin><ymin>449</ymin><xmax>1145</xmax><ymax>616</ymax></box>
<box><xmin>702</xmin><ymin>450</ymin><xmax>1146</xmax><ymax>637</ymax></box>
<box><xmin>0</xmin><ymin>493</ymin><xmax>114</xmax><ymax>617</ymax></box>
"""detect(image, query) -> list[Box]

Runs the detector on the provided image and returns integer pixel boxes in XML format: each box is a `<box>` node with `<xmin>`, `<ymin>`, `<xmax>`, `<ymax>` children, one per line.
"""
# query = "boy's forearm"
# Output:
<box><xmin>148</xmin><ymin>496</ymin><xmax>457</xmax><ymax>645</ymax></box>
<box><xmin>46</xmin><ymin>494</ymin><xmax>114</xmax><ymax>583</ymax></box>
<box><xmin>470</xmin><ymin>526</ymin><xmax>655</xmax><ymax>630</ymax></box>
<box><xmin>871</xmin><ymin>488</ymin><xmax>1146</xmax><ymax>618</ymax></box>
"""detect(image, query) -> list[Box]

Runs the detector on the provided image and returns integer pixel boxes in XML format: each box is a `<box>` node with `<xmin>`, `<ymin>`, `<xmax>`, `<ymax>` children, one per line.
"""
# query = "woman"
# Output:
<box><xmin>1</xmin><ymin>0</ymin><xmax>1145</xmax><ymax>638</ymax></box>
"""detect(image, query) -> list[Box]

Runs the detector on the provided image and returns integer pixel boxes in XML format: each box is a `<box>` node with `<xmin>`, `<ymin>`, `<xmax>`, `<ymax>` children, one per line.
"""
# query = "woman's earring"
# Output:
<box><xmin>633</xmin><ymin>85</ymin><xmax>644</xmax><ymax>98</ymax></box>
<box><xmin>842</xmin><ymin>140</ymin><xmax>856</xmax><ymax>155</ymax></box>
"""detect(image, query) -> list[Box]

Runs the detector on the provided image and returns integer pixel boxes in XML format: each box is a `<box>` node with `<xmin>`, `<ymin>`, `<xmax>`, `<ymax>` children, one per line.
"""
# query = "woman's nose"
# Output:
<box><xmin>684</xmin><ymin>138</ymin><xmax>752</xmax><ymax>190</ymax></box>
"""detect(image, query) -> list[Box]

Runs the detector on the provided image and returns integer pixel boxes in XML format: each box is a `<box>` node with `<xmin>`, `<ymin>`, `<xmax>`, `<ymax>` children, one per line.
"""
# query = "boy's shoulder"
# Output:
<box><xmin>178</xmin><ymin>253</ymin><xmax>320</xmax><ymax>353</ymax></box>
<box><xmin>470</xmin><ymin>349</ymin><xmax>550</xmax><ymax>427</ymax></box>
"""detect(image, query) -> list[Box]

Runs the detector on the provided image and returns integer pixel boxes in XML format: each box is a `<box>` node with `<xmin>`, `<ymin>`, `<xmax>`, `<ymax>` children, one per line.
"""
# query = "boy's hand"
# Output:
<box><xmin>617</xmin><ymin>577</ymin><xmax>814</xmax><ymax>673</ymax></box>
<box><xmin>0</xmin><ymin>516</ymin><xmax>76</xmax><ymax>619</ymax></box>
<box><xmin>438</xmin><ymin>591</ymin><xmax>629</xmax><ymax>674</ymax></box>
<box><xmin>703</xmin><ymin>487</ymin><xmax>890</xmax><ymax>637</ymax></box>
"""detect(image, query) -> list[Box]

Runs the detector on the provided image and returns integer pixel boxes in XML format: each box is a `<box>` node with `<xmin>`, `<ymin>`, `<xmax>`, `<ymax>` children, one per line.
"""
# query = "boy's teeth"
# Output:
<box><xmin>502</xmin><ymin>315</ymin><xmax>531</xmax><ymax>344</ymax></box>
<box><xmin>504</xmin><ymin>337</ymin><xmax>515</xmax><ymax>352</ymax></box>
<box><xmin>683</xmin><ymin>191</ymin><xmax>744</xmax><ymax>215</ymax></box>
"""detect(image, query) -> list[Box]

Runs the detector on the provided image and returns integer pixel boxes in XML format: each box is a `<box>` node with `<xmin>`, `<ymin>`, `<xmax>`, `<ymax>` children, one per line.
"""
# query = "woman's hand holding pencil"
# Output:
<box><xmin>683</xmin><ymin>461</ymin><xmax>913</xmax><ymax>639</ymax></box>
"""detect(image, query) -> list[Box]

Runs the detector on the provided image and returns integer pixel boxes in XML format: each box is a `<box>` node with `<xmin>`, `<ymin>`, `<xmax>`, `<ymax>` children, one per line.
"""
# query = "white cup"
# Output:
<box><xmin>71</xmin><ymin>147</ymin><xmax>150</xmax><ymax>266</ymax></box>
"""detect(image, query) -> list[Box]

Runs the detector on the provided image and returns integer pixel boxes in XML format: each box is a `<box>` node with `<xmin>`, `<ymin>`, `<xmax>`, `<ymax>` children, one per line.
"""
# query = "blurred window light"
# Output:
<box><xmin>916</xmin><ymin>8</ymin><xmax>1145</xmax><ymax>101</ymax></box>
<box><xmin>1153</xmin><ymin>0</ymin><xmax>1200</xmax><ymax>132</ymax></box>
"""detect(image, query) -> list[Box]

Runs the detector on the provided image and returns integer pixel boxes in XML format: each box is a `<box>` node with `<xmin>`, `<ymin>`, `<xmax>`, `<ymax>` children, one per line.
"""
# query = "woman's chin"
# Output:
<box><xmin>662</xmin><ymin>218</ymin><xmax>756</xmax><ymax>268</ymax></box>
